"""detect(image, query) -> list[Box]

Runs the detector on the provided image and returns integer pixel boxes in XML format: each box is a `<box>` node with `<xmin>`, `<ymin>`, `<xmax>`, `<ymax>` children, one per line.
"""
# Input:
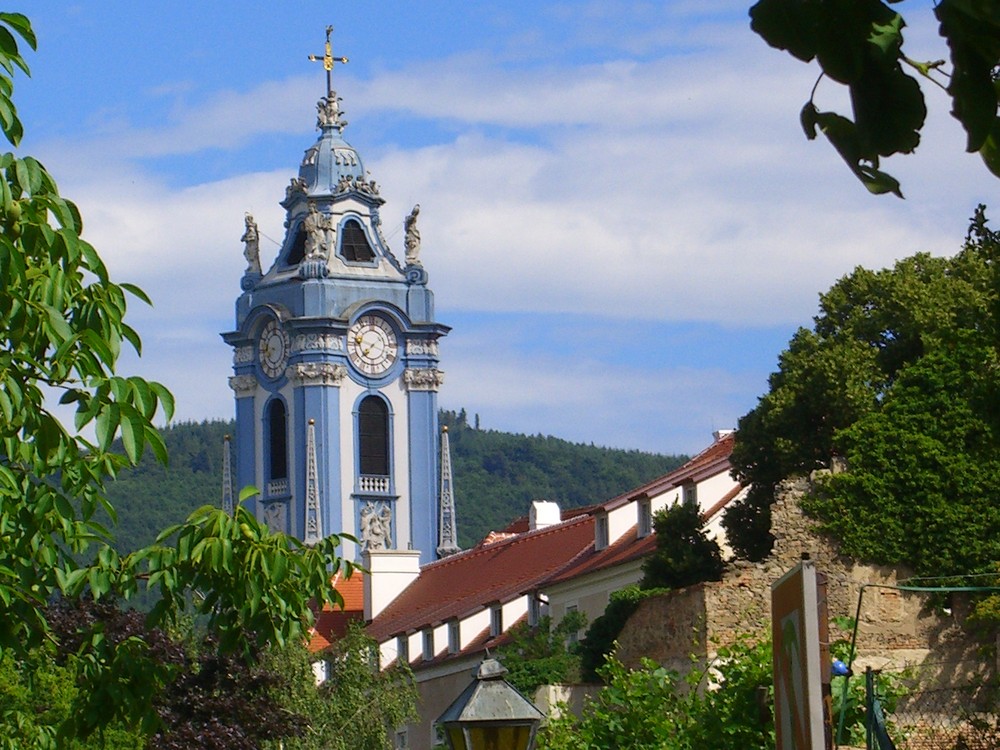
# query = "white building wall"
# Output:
<box><xmin>461</xmin><ymin>609</ymin><xmax>490</xmax><ymax>649</ymax></box>
<box><xmin>606</xmin><ymin>502</ymin><xmax>634</xmax><ymax>545</ymax></box>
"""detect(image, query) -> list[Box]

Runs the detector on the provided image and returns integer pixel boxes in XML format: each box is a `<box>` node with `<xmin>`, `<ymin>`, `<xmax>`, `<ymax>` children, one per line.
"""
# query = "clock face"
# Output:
<box><xmin>258</xmin><ymin>320</ymin><xmax>289</xmax><ymax>379</ymax></box>
<box><xmin>347</xmin><ymin>314</ymin><xmax>398</xmax><ymax>376</ymax></box>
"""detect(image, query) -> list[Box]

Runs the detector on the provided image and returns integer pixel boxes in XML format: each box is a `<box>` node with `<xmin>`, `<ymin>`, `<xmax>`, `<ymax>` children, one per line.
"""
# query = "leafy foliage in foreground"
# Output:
<box><xmin>539</xmin><ymin>638</ymin><xmax>775</xmax><ymax>750</ymax></box>
<box><xmin>727</xmin><ymin>207</ymin><xmax>1000</xmax><ymax>576</ymax></box>
<box><xmin>267</xmin><ymin>622</ymin><xmax>418</xmax><ymax>750</ymax></box>
<box><xmin>0</xmin><ymin>13</ymin><xmax>353</xmax><ymax>742</ymax></box>
<box><xmin>3</xmin><ymin>602</ymin><xmax>416</xmax><ymax>750</ymax></box>
<box><xmin>750</xmin><ymin>0</ymin><xmax>1000</xmax><ymax>196</ymax></box>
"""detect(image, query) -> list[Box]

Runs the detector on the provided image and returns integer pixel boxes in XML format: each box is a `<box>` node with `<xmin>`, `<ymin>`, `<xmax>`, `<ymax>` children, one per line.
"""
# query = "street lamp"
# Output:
<box><xmin>436</xmin><ymin>658</ymin><xmax>544</xmax><ymax>750</ymax></box>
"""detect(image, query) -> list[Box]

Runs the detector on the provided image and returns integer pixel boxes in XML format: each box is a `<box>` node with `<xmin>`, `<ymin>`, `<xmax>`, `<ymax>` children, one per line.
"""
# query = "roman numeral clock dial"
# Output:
<box><xmin>347</xmin><ymin>314</ymin><xmax>398</xmax><ymax>376</ymax></box>
<box><xmin>258</xmin><ymin>320</ymin><xmax>289</xmax><ymax>380</ymax></box>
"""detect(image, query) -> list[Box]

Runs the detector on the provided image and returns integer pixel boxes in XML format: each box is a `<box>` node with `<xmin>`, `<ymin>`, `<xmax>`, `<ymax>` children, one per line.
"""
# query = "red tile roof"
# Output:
<box><xmin>545</xmin><ymin>434</ymin><xmax>740</xmax><ymax>585</ymax></box>
<box><xmin>367</xmin><ymin>515</ymin><xmax>595</xmax><ymax>642</ymax></box>
<box><xmin>367</xmin><ymin>432</ymin><xmax>740</xmax><ymax>661</ymax></box>
<box><xmin>602</xmin><ymin>431</ymin><xmax>736</xmax><ymax>512</ymax></box>
<box><xmin>309</xmin><ymin>570</ymin><xmax>366</xmax><ymax>653</ymax></box>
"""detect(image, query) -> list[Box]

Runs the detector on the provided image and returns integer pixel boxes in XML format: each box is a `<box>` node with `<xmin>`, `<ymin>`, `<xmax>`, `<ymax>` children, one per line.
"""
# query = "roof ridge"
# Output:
<box><xmin>416</xmin><ymin>513</ymin><xmax>593</xmax><ymax>572</ymax></box>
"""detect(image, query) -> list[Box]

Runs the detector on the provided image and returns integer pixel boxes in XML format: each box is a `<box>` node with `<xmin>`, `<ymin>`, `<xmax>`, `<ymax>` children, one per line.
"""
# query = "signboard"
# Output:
<box><xmin>772</xmin><ymin>559</ymin><xmax>830</xmax><ymax>750</ymax></box>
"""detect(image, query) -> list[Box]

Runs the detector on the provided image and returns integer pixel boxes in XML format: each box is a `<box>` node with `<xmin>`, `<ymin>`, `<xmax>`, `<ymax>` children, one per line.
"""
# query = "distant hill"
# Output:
<box><xmin>440</xmin><ymin>410</ymin><xmax>686</xmax><ymax>546</ymax></box>
<box><xmin>104</xmin><ymin>414</ymin><xmax>687</xmax><ymax>553</ymax></box>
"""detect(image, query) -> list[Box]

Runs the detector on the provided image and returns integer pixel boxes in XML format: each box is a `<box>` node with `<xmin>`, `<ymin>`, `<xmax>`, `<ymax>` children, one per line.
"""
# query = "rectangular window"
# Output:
<box><xmin>638</xmin><ymin>499</ymin><xmax>652</xmax><ymax>538</ymax></box>
<box><xmin>394</xmin><ymin>729</ymin><xmax>408</xmax><ymax>749</ymax></box>
<box><xmin>595</xmin><ymin>513</ymin><xmax>609</xmax><ymax>550</ymax></box>
<box><xmin>528</xmin><ymin>594</ymin><xmax>541</xmax><ymax>627</ymax></box>
<box><xmin>565</xmin><ymin>604</ymin><xmax>580</xmax><ymax>645</ymax></box>
<box><xmin>397</xmin><ymin>635</ymin><xmax>409</xmax><ymax>665</ymax></box>
<box><xmin>448</xmin><ymin>620</ymin><xmax>460</xmax><ymax>654</ymax></box>
<box><xmin>684</xmin><ymin>482</ymin><xmax>698</xmax><ymax>507</ymax></box>
<box><xmin>490</xmin><ymin>605</ymin><xmax>503</xmax><ymax>638</ymax></box>
<box><xmin>422</xmin><ymin>629</ymin><xmax>434</xmax><ymax>661</ymax></box>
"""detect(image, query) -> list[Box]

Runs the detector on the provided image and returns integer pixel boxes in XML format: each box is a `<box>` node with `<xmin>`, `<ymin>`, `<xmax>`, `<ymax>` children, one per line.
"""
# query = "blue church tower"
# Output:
<box><xmin>222</xmin><ymin>38</ymin><xmax>449</xmax><ymax>564</ymax></box>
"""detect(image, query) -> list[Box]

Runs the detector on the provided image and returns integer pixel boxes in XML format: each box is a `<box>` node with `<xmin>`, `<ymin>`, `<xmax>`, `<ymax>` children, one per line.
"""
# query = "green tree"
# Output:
<box><xmin>0</xmin><ymin>13</ymin><xmax>353</xmax><ymax>743</ymax></box>
<box><xmin>578</xmin><ymin>585</ymin><xmax>665</xmax><ymax>681</ymax></box>
<box><xmin>0</xmin><ymin>643</ymin><xmax>144</xmax><ymax>750</ymax></box>
<box><xmin>640</xmin><ymin>500</ymin><xmax>724</xmax><ymax>590</ymax></box>
<box><xmin>750</xmin><ymin>0</ymin><xmax>1000</xmax><ymax>196</ymax></box>
<box><xmin>494</xmin><ymin>612</ymin><xmax>587</xmax><ymax>696</ymax></box>
<box><xmin>267</xmin><ymin>622</ymin><xmax>418</xmax><ymax>750</ymax></box>
<box><xmin>727</xmin><ymin>206</ymin><xmax>1000</xmax><ymax>573</ymax></box>
<box><xmin>539</xmin><ymin>638</ymin><xmax>775</xmax><ymax>750</ymax></box>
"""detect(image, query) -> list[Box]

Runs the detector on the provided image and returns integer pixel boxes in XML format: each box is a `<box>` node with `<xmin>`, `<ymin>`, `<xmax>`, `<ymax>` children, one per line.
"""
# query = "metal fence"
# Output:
<box><xmin>867</xmin><ymin>664</ymin><xmax>999</xmax><ymax>750</ymax></box>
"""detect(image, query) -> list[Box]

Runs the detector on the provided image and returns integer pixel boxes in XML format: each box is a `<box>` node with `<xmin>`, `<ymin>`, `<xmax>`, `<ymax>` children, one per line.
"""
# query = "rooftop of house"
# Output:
<box><xmin>367</xmin><ymin>514</ymin><xmax>596</xmax><ymax>642</ymax></box>
<box><xmin>313</xmin><ymin>430</ymin><xmax>740</xmax><ymax>655</ymax></box>
<box><xmin>309</xmin><ymin>570</ymin><xmax>365</xmax><ymax>652</ymax></box>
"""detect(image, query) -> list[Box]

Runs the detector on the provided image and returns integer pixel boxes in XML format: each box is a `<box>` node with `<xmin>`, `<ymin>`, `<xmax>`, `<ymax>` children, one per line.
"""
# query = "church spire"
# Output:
<box><xmin>303</xmin><ymin>419</ymin><xmax>324</xmax><ymax>545</ymax></box>
<box><xmin>222</xmin><ymin>434</ymin><xmax>234</xmax><ymax>515</ymax></box>
<box><xmin>308</xmin><ymin>25</ymin><xmax>349</xmax><ymax>99</ymax></box>
<box><xmin>437</xmin><ymin>426</ymin><xmax>460</xmax><ymax>558</ymax></box>
<box><xmin>308</xmin><ymin>25</ymin><xmax>350</xmax><ymax>133</ymax></box>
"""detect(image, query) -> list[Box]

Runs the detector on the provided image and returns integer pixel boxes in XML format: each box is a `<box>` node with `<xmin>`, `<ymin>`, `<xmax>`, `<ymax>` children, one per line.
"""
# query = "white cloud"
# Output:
<box><xmin>27</xmin><ymin>5</ymin><xmax>999</xmax><ymax>452</ymax></box>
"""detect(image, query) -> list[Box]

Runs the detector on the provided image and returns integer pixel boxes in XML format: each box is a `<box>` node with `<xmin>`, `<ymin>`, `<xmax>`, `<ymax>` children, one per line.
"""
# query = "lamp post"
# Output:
<box><xmin>436</xmin><ymin>658</ymin><xmax>544</xmax><ymax>750</ymax></box>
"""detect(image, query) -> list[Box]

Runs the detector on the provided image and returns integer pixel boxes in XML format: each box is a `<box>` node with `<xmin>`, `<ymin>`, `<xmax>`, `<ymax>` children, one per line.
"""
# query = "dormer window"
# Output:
<box><xmin>528</xmin><ymin>593</ymin><xmax>545</xmax><ymax>627</ymax></box>
<box><xmin>448</xmin><ymin>620</ymin><xmax>460</xmax><ymax>654</ymax></box>
<box><xmin>683</xmin><ymin>482</ymin><xmax>698</xmax><ymax>507</ymax></box>
<box><xmin>422</xmin><ymin>629</ymin><xmax>434</xmax><ymax>661</ymax></box>
<box><xmin>339</xmin><ymin>218</ymin><xmax>375</xmax><ymax>262</ymax></box>
<box><xmin>490</xmin><ymin>605</ymin><xmax>503</xmax><ymax>638</ymax></box>
<box><xmin>397</xmin><ymin>634</ymin><xmax>409</xmax><ymax>664</ymax></box>
<box><xmin>595</xmin><ymin>512</ymin><xmax>609</xmax><ymax>550</ymax></box>
<box><xmin>638</xmin><ymin>499</ymin><xmax>653</xmax><ymax>538</ymax></box>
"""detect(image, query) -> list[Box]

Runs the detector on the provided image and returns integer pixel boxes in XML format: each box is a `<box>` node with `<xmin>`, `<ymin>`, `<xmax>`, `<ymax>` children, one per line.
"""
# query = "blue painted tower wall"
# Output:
<box><xmin>408</xmin><ymin>388</ymin><xmax>439</xmax><ymax>561</ymax></box>
<box><xmin>234</xmin><ymin>395</ymin><xmax>257</xmax><ymax>515</ymax></box>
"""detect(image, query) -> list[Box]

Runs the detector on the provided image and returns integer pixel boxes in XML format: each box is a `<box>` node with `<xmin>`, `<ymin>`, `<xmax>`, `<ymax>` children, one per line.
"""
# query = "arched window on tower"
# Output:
<box><xmin>358</xmin><ymin>395</ymin><xmax>389</xmax><ymax>478</ymax></box>
<box><xmin>285</xmin><ymin>225</ymin><xmax>306</xmax><ymax>266</ymax></box>
<box><xmin>267</xmin><ymin>399</ymin><xmax>288</xmax><ymax>490</ymax></box>
<box><xmin>339</xmin><ymin>218</ymin><xmax>375</xmax><ymax>263</ymax></box>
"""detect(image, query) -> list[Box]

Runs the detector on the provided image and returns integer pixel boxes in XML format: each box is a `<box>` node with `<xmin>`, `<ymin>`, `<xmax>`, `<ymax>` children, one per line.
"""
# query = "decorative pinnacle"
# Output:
<box><xmin>308</xmin><ymin>25</ymin><xmax>348</xmax><ymax>99</ymax></box>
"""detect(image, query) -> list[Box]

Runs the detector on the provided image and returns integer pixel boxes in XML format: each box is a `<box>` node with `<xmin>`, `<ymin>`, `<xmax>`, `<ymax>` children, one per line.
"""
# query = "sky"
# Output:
<box><xmin>13</xmin><ymin>1</ymin><xmax>998</xmax><ymax>456</ymax></box>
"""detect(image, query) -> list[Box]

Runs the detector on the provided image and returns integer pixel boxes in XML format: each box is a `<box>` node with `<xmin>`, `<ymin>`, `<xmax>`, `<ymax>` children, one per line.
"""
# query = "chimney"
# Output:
<box><xmin>529</xmin><ymin>500</ymin><xmax>561</xmax><ymax>531</ymax></box>
<box><xmin>363</xmin><ymin>549</ymin><xmax>421</xmax><ymax>621</ymax></box>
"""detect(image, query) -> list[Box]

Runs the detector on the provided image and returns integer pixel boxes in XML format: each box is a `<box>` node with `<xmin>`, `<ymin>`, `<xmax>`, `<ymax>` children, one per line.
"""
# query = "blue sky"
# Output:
<box><xmin>15</xmin><ymin>2</ymin><xmax>997</xmax><ymax>455</ymax></box>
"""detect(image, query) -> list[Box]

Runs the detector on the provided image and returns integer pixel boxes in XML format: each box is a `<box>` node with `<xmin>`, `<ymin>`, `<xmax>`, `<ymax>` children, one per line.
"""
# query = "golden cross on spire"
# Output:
<box><xmin>308</xmin><ymin>25</ymin><xmax>349</xmax><ymax>97</ymax></box>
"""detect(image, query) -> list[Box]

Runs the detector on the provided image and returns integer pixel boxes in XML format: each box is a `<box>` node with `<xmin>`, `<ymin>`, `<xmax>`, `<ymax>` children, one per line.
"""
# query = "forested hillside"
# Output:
<box><xmin>105</xmin><ymin>414</ymin><xmax>686</xmax><ymax>553</ymax></box>
<box><xmin>440</xmin><ymin>410</ymin><xmax>685</xmax><ymax>546</ymax></box>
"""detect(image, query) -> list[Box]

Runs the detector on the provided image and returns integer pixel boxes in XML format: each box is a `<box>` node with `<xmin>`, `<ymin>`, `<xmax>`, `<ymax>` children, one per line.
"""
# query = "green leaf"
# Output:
<box><xmin>119</xmin><ymin>282</ymin><xmax>152</xmax><ymax>305</ymax></box>
<box><xmin>849</xmin><ymin>56</ymin><xmax>925</xmax><ymax>156</ymax></box>
<box><xmin>95</xmin><ymin>403</ymin><xmax>120</xmax><ymax>452</ymax></box>
<box><xmin>120</xmin><ymin>409</ymin><xmax>143</xmax><ymax>464</ymax></box>
<box><xmin>149</xmin><ymin>381</ymin><xmax>174</xmax><ymax>421</ymax></box>
<box><xmin>980</xmin><ymin>117</ymin><xmax>1000</xmax><ymax>178</ymax></box>
<box><xmin>239</xmin><ymin>485</ymin><xmax>260</xmax><ymax>503</ymax></box>
<box><xmin>0</xmin><ymin>13</ymin><xmax>37</xmax><ymax>50</ymax></box>
<box><xmin>43</xmin><ymin>304</ymin><xmax>73</xmax><ymax>343</ymax></box>
<box><xmin>144</xmin><ymin>424</ymin><xmax>169</xmax><ymax>466</ymax></box>
<box><xmin>857</xmin><ymin>163</ymin><xmax>903</xmax><ymax>197</ymax></box>
<box><xmin>936</xmin><ymin>0</ymin><xmax>1000</xmax><ymax>151</ymax></box>
<box><xmin>749</xmin><ymin>0</ymin><xmax>820</xmax><ymax>63</ymax></box>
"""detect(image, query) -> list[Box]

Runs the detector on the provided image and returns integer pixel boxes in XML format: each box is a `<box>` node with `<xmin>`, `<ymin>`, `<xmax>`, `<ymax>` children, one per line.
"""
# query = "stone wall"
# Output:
<box><xmin>616</xmin><ymin>477</ymin><xmax>989</xmax><ymax>679</ymax></box>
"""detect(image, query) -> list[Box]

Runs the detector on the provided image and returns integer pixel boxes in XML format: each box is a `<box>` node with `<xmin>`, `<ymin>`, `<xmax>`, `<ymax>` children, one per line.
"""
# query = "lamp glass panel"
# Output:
<box><xmin>466</xmin><ymin>724</ymin><xmax>532</xmax><ymax>750</ymax></box>
<box><xmin>446</xmin><ymin>726</ymin><xmax>467</xmax><ymax>750</ymax></box>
